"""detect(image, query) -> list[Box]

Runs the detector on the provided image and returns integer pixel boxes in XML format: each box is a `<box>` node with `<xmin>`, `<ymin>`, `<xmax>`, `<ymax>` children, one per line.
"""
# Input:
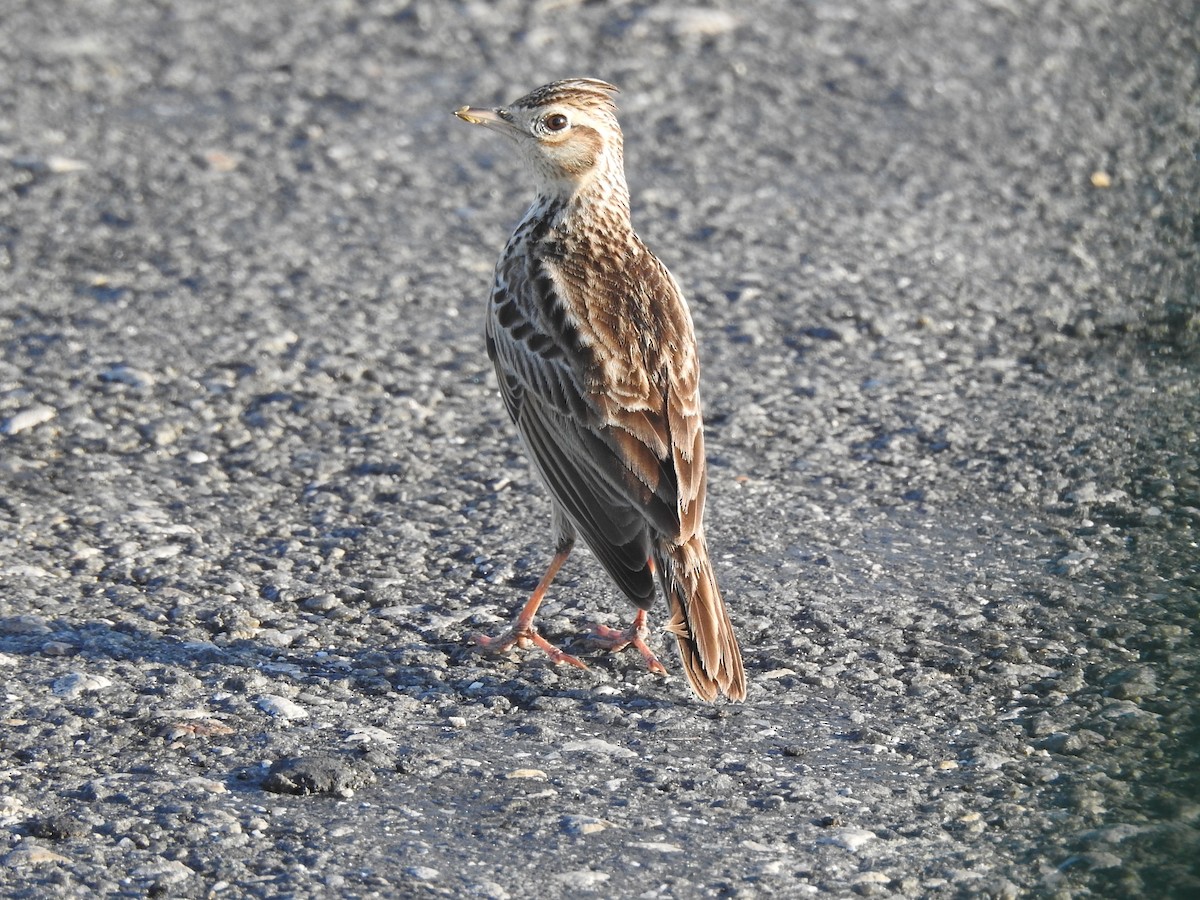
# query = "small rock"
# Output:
<box><xmin>52</xmin><ymin>672</ymin><xmax>112</xmax><ymax>698</ymax></box>
<box><xmin>852</xmin><ymin>872</ymin><xmax>889</xmax><ymax>885</ymax></box>
<box><xmin>561</xmin><ymin>815</ymin><xmax>610</xmax><ymax>836</ymax></box>
<box><xmin>99</xmin><ymin>364</ymin><xmax>157</xmax><ymax>388</ymax></box>
<box><xmin>0</xmin><ymin>615</ymin><xmax>52</xmax><ymax>635</ymax></box>
<box><xmin>742</xmin><ymin>839</ymin><xmax>788</xmax><ymax>853</ymax></box>
<box><xmin>180</xmin><ymin>777</ymin><xmax>228</xmax><ymax>795</ymax></box>
<box><xmin>40</xmin><ymin>641</ymin><xmax>77</xmax><ymax>657</ymax></box>
<box><xmin>561</xmin><ymin>738</ymin><xmax>636</xmax><ymax>759</ymax></box>
<box><xmin>1060</xmin><ymin>851</ymin><xmax>1123</xmax><ymax>871</ymax></box>
<box><xmin>467</xmin><ymin>881</ymin><xmax>510</xmax><ymax>899</ymax></box>
<box><xmin>301</xmin><ymin>593</ymin><xmax>341</xmax><ymax>613</ymax></box>
<box><xmin>967</xmin><ymin>752</ymin><xmax>1012</xmax><ymax>770</ymax></box>
<box><xmin>823</xmin><ymin>828</ymin><xmax>877</xmax><ymax>851</ymax></box>
<box><xmin>552</xmin><ymin>869</ymin><xmax>610</xmax><ymax>890</ymax></box>
<box><xmin>28</xmin><ymin>814</ymin><xmax>89</xmax><ymax>841</ymax></box>
<box><xmin>256</xmin><ymin>695</ymin><xmax>308</xmax><ymax>720</ymax></box>
<box><xmin>131</xmin><ymin>859</ymin><xmax>194</xmax><ymax>885</ymax></box>
<box><xmin>1040</xmin><ymin>731</ymin><xmax>1100</xmax><ymax>755</ymax></box>
<box><xmin>3</xmin><ymin>844</ymin><xmax>71</xmax><ymax>867</ymax></box>
<box><xmin>2</xmin><ymin>405</ymin><xmax>56</xmax><ymax>435</ymax></box>
<box><xmin>201</xmin><ymin>149</ymin><xmax>240</xmax><ymax>172</ymax></box>
<box><xmin>1103</xmin><ymin>666</ymin><xmax>1157</xmax><ymax>700</ymax></box>
<box><xmin>505</xmin><ymin>769</ymin><xmax>548</xmax><ymax>780</ymax></box>
<box><xmin>983</xmin><ymin>878</ymin><xmax>1021</xmax><ymax>900</ymax></box>
<box><xmin>262</xmin><ymin>755</ymin><xmax>376</xmax><ymax>796</ymax></box>
<box><xmin>5</xmin><ymin>565</ymin><xmax>54</xmax><ymax>578</ymax></box>
<box><xmin>669</xmin><ymin>9</ymin><xmax>739</xmax><ymax>37</ymax></box>
<box><xmin>627</xmin><ymin>841</ymin><xmax>683</xmax><ymax>853</ymax></box>
<box><xmin>0</xmin><ymin>796</ymin><xmax>28</xmax><ymax>824</ymax></box>
<box><xmin>405</xmin><ymin>866</ymin><xmax>440</xmax><ymax>881</ymax></box>
<box><xmin>344</xmin><ymin>726</ymin><xmax>398</xmax><ymax>747</ymax></box>
<box><xmin>1065</xmin><ymin>482</ymin><xmax>1099</xmax><ymax>504</ymax></box>
<box><xmin>1084</xmin><ymin>823</ymin><xmax>1149</xmax><ymax>844</ymax></box>
<box><xmin>47</xmin><ymin>156</ymin><xmax>85</xmax><ymax>172</ymax></box>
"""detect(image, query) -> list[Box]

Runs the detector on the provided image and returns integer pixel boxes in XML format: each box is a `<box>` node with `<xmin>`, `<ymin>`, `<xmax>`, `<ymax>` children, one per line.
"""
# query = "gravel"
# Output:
<box><xmin>1</xmin><ymin>0</ymin><xmax>1197</xmax><ymax>897</ymax></box>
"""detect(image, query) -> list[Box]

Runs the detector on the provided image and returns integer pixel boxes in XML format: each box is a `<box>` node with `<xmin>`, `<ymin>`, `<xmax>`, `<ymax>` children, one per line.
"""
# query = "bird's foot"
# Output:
<box><xmin>471</xmin><ymin>624</ymin><xmax>588</xmax><ymax>669</ymax></box>
<box><xmin>586</xmin><ymin>616</ymin><xmax>668</xmax><ymax>676</ymax></box>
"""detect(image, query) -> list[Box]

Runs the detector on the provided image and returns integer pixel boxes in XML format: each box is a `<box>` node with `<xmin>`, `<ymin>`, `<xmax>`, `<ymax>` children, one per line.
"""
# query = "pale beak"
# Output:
<box><xmin>454</xmin><ymin>106</ymin><xmax>520</xmax><ymax>136</ymax></box>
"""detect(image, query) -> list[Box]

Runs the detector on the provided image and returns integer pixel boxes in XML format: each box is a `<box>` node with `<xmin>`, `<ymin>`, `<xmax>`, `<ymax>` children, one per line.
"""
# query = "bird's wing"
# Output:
<box><xmin>575</xmin><ymin>251</ymin><xmax>707</xmax><ymax>544</ymax></box>
<box><xmin>486</xmin><ymin>252</ymin><xmax>687</xmax><ymax>606</ymax></box>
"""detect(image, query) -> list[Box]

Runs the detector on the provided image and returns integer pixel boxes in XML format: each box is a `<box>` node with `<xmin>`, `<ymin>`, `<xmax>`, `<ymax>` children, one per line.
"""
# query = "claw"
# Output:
<box><xmin>586</xmin><ymin>610</ymin><xmax>668</xmax><ymax>676</ymax></box>
<box><xmin>472</xmin><ymin>625</ymin><xmax>588</xmax><ymax>669</ymax></box>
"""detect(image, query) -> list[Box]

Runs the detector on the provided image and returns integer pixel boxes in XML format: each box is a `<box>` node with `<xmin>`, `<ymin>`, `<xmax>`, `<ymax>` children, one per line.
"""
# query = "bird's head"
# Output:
<box><xmin>456</xmin><ymin>78</ymin><xmax>625</xmax><ymax>199</ymax></box>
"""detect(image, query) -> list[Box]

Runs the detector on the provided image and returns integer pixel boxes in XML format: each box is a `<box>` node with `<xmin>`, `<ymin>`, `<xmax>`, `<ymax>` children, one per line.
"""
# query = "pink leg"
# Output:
<box><xmin>471</xmin><ymin>548</ymin><xmax>587</xmax><ymax>669</ymax></box>
<box><xmin>587</xmin><ymin>608</ymin><xmax>668</xmax><ymax>676</ymax></box>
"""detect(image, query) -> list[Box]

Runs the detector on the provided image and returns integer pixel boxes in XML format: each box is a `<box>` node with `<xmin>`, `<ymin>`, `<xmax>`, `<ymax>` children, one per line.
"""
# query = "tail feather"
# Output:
<box><xmin>655</xmin><ymin>534</ymin><xmax>746</xmax><ymax>702</ymax></box>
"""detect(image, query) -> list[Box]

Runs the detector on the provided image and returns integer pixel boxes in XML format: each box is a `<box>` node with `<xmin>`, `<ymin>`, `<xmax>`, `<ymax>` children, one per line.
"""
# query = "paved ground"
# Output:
<box><xmin>1</xmin><ymin>1</ymin><xmax>1197</xmax><ymax>897</ymax></box>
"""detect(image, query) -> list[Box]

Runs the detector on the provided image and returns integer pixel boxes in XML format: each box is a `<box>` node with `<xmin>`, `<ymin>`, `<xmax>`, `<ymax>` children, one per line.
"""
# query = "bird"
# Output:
<box><xmin>454</xmin><ymin>78</ymin><xmax>745</xmax><ymax>702</ymax></box>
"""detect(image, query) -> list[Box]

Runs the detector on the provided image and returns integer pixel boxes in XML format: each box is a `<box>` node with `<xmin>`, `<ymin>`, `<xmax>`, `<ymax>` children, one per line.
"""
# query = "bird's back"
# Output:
<box><xmin>486</xmin><ymin>200</ymin><xmax>705</xmax><ymax>604</ymax></box>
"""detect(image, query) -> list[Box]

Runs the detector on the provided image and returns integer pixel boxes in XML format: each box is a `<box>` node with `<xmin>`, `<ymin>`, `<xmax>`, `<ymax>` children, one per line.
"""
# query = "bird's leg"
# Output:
<box><xmin>471</xmin><ymin>546</ymin><xmax>587</xmax><ymax>669</ymax></box>
<box><xmin>587</xmin><ymin>608</ymin><xmax>668</xmax><ymax>676</ymax></box>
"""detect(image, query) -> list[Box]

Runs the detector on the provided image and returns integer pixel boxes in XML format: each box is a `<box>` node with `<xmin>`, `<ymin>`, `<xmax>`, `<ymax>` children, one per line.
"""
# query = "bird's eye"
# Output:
<box><xmin>543</xmin><ymin>113</ymin><xmax>569</xmax><ymax>132</ymax></box>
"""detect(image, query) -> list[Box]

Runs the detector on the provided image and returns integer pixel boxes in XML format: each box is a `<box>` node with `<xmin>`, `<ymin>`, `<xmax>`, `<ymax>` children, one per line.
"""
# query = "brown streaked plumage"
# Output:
<box><xmin>454</xmin><ymin>78</ymin><xmax>745</xmax><ymax>702</ymax></box>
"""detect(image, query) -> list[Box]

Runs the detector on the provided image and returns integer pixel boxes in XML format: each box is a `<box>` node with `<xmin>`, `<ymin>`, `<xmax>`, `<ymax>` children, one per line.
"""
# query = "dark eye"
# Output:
<box><xmin>543</xmin><ymin>113</ymin><xmax>569</xmax><ymax>132</ymax></box>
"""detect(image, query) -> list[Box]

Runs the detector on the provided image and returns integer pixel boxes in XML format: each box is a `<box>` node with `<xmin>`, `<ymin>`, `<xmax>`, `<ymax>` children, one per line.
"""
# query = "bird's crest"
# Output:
<box><xmin>511</xmin><ymin>78</ymin><xmax>619</xmax><ymax>115</ymax></box>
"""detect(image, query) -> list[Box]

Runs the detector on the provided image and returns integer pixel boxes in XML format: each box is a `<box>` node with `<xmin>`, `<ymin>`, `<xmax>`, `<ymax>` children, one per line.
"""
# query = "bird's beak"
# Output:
<box><xmin>454</xmin><ymin>106</ymin><xmax>520</xmax><ymax>136</ymax></box>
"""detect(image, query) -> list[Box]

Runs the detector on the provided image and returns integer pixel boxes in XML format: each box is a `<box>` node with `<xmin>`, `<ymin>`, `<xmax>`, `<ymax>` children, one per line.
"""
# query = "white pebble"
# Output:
<box><xmin>2</xmin><ymin>405</ymin><xmax>56</xmax><ymax>435</ymax></box>
<box><xmin>256</xmin><ymin>695</ymin><xmax>308</xmax><ymax>720</ymax></box>
<box><xmin>52</xmin><ymin>672</ymin><xmax>112</xmax><ymax>698</ymax></box>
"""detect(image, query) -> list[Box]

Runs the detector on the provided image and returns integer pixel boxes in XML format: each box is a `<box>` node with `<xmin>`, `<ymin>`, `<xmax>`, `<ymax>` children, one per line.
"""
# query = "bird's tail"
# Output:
<box><xmin>654</xmin><ymin>534</ymin><xmax>746</xmax><ymax>702</ymax></box>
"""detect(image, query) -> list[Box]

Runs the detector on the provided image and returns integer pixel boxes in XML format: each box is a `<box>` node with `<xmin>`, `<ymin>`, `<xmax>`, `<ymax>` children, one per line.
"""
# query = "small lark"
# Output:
<box><xmin>455</xmin><ymin>78</ymin><xmax>745</xmax><ymax>702</ymax></box>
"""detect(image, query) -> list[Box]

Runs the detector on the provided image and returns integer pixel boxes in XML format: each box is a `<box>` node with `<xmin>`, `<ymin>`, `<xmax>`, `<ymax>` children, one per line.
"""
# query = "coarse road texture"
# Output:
<box><xmin>1</xmin><ymin>2</ymin><xmax>1197</xmax><ymax>898</ymax></box>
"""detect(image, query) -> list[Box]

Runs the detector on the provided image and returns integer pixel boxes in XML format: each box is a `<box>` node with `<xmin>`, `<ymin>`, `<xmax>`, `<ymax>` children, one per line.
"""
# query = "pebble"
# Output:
<box><xmin>51</xmin><ymin>672</ymin><xmax>113</xmax><ymax>698</ymax></box>
<box><xmin>852</xmin><ymin>871</ymin><xmax>890</xmax><ymax>885</ymax></box>
<box><xmin>40</xmin><ymin>641</ymin><xmax>77</xmax><ymax>656</ymax></box>
<box><xmin>3</xmin><ymin>844</ymin><xmax>71</xmax><ymax>867</ymax></box>
<box><xmin>131</xmin><ymin>859</ymin><xmax>195</xmax><ymax>885</ymax></box>
<box><xmin>256</xmin><ymin>695</ymin><xmax>308</xmax><ymax>720</ymax></box>
<box><xmin>301</xmin><ymin>593</ymin><xmax>341</xmax><ymax>613</ymax></box>
<box><xmin>468</xmin><ymin>881</ymin><xmax>510</xmax><ymax>899</ymax></box>
<box><xmin>0</xmin><ymin>796</ymin><xmax>27</xmax><ymax>824</ymax></box>
<box><xmin>824</xmin><ymin>828</ymin><xmax>877</xmax><ymax>851</ymax></box>
<box><xmin>99</xmin><ymin>364</ymin><xmax>157</xmax><ymax>388</ymax></box>
<box><xmin>561</xmin><ymin>815</ymin><xmax>610</xmax><ymax>836</ymax></box>
<box><xmin>262</xmin><ymin>755</ymin><xmax>376</xmax><ymax>796</ymax></box>
<box><xmin>505</xmin><ymin>768</ymin><xmax>548</xmax><ymax>780</ymax></box>
<box><xmin>405</xmin><ymin>866</ymin><xmax>440</xmax><ymax>881</ymax></box>
<box><xmin>344</xmin><ymin>726</ymin><xmax>399</xmax><ymax>747</ymax></box>
<box><xmin>1</xmin><ymin>405</ymin><xmax>56</xmax><ymax>435</ymax></box>
<box><xmin>28</xmin><ymin>814</ymin><xmax>90</xmax><ymax>840</ymax></box>
<box><xmin>1103</xmin><ymin>666</ymin><xmax>1158</xmax><ymax>700</ymax></box>
<box><xmin>742</xmin><ymin>840</ymin><xmax>789</xmax><ymax>853</ymax></box>
<box><xmin>627</xmin><ymin>842</ymin><xmax>683</xmax><ymax>853</ymax></box>
<box><xmin>552</xmin><ymin>869</ymin><xmax>610</xmax><ymax>890</ymax></box>
<box><xmin>0</xmin><ymin>615</ymin><xmax>52</xmax><ymax>636</ymax></box>
<box><xmin>5</xmin><ymin>564</ymin><xmax>54</xmax><ymax>578</ymax></box>
<box><xmin>561</xmin><ymin>738</ymin><xmax>637</xmax><ymax>758</ymax></box>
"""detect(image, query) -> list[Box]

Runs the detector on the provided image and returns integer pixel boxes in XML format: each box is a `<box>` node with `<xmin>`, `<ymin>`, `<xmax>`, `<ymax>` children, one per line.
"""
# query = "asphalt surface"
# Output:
<box><xmin>1</xmin><ymin>1</ymin><xmax>1197</xmax><ymax>897</ymax></box>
